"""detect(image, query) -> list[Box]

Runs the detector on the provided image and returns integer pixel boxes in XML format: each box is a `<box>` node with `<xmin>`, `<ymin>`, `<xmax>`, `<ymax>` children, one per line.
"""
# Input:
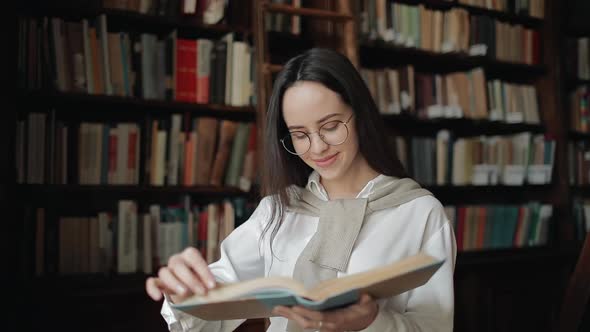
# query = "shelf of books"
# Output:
<box><xmin>382</xmin><ymin>0</ymin><xmax>544</xmax><ymax>27</ymax></box>
<box><xmin>563</xmin><ymin>0</ymin><xmax>590</xmax><ymax>244</ymax></box>
<box><xmin>17</xmin><ymin>0</ymin><xmax>252</xmax><ymax>36</ymax></box>
<box><xmin>357</xmin><ymin>0</ymin><xmax>560</xmax><ymax>257</ymax></box>
<box><xmin>16</xmin><ymin>8</ymin><xmax>261</xmax><ymax>329</ymax></box>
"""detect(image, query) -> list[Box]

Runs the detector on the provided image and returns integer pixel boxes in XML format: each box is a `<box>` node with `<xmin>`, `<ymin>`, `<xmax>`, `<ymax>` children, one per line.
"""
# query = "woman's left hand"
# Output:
<box><xmin>272</xmin><ymin>293</ymin><xmax>379</xmax><ymax>331</ymax></box>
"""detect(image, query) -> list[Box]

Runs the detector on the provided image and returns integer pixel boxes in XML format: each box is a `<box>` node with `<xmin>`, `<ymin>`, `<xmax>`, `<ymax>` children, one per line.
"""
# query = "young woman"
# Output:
<box><xmin>146</xmin><ymin>48</ymin><xmax>457</xmax><ymax>332</ymax></box>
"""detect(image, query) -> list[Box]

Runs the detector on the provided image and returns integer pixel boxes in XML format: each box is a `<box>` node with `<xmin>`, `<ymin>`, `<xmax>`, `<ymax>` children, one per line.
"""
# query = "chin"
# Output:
<box><xmin>312</xmin><ymin>159</ymin><xmax>349</xmax><ymax>181</ymax></box>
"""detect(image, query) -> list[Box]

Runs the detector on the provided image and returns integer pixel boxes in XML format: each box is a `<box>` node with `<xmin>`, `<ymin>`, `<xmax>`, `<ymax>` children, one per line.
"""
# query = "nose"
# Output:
<box><xmin>308</xmin><ymin>132</ymin><xmax>329</xmax><ymax>155</ymax></box>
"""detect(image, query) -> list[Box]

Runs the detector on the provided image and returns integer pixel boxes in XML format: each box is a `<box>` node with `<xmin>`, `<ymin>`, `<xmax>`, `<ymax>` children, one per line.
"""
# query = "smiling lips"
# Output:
<box><xmin>312</xmin><ymin>153</ymin><xmax>339</xmax><ymax>168</ymax></box>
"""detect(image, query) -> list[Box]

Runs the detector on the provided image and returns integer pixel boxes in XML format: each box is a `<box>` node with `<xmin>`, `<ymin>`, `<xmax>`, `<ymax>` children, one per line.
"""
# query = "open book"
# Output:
<box><xmin>170</xmin><ymin>252</ymin><xmax>444</xmax><ymax>320</ymax></box>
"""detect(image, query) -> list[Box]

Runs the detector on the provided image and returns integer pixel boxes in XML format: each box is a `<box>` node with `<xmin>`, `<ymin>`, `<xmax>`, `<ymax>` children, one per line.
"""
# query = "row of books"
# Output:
<box><xmin>360</xmin><ymin>1</ymin><xmax>541</xmax><ymax>65</ymax></box>
<box><xmin>572</xmin><ymin>198</ymin><xmax>590</xmax><ymax>242</ymax></box>
<box><xmin>457</xmin><ymin>0</ymin><xmax>545</xmax><ymax>18</ymax></box>
<box><xmin>265</xmin><ymin>0</ymin><xmax>302</xmax><ymax>35</ymax></box>
<box><xmin>570</xmin><ymin>86</ymin><xmax>589</xmax><ymax>133</ymax></box>
<box><xmin>102</xmin><ymin>0</ymin><xmax>249</xmax><ymax>27</ymax></box>
<box><xmin>361</xmin><ymin>65</ymin><xmax>541</xmax><ymax>124</ymax></box>
<box><xmin>30</xmin><ymin>196</ymin><xmax>256</xmax><ymax>276</ymax></box>
<box><xmin>396</xmin><ymin>132</ymin><xmax>555</xmax><ymax>186</ymax></box>
<box><xmin>144</xmin><ymin>115</ymin><xmax>257</xmax><ymax>188</ymax></box>
<box><xmin>444</xmin><ymin>202</ymin><xmax>553</xmax><ymax>252</ymax></box>
<box><xmin>102</xmin><ymin>0</ymin><xmax>217</xmax><ymax>21</ymax></box>
<box><xmin>15</xmin><ymin>112</ymin><xmax>258</xmax><ymax>191</ymax></box>
<box><xmin>568</xmin><ymin>141</ymin><xmax>590</xmax><ymax>186</ymax></box>
<box><xmin>565</xmin><ymin>37</ymin><xmax>590</xmax><ymax>81</ymax></box>
<box><xmin>17</xmin><ymin>16</ymin><xmax>255</xmax><ymax>107</ymax></box>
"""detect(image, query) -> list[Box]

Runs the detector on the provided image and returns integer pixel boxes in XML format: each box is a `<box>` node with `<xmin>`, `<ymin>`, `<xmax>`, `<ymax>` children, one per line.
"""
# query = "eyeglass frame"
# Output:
<box><xmin>280</xmin><ymin>113</ymin><xmax>355</xmax><ymax>155</ymax></box>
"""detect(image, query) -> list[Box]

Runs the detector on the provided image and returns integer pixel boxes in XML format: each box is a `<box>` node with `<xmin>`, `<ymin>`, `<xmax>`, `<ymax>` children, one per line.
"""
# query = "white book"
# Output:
<box><xmin>154</xmin><ymin>131</ymin><xmax>167</xmax><ymax>186</ymax></box>
<box><xmin>142</xmin><ymin>214</ymin><xmax>153</xmax><ymax>274</ymax></box>
<box><xmin>231</xmin><ymin>42</ymin><xmax>247</xmax><ymax>106</ymax></box>
<box><xmin>223</xmin><ymin>33</ymin><xmax>234</xmax><ymax>105</ymax></box>
<box><xmin>117</xmin><ymin>200</ymin><xmax>138</xmax><ymax>273</ymax></box>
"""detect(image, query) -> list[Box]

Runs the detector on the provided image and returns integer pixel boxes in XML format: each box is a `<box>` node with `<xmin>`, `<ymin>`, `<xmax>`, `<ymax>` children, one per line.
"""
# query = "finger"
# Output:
<box><xmin>181</xmin><ymin>247</ymin><xmax>217</xmax><ymax>289</ymax></box>
<box><xmin>358</xmin><ymin>293</ymin><xmax>373</xmax><ymax>304</ymax></box>
<box><xmin>158</xmin><ymin>267</ymin><xmax>190</xmax><ymax>297</ymax></box>
<box><xmin>145</xmin><ymin>277</ymin><xmax>164</xmax><ymax>301</ymax></box>
<box><xmin>291</xmin><ymin>306</ymin><xmax>324</xmax><ymax>322</ymax></box>
<box><xmin>169</xmin><ymin>257</ymin><xmax>207</xmax><ymax>295</ymax></box>
<box><xmin>275</xmin><ymin>307</ymin><xmax>317</xmax><ymax>330</ymax></box>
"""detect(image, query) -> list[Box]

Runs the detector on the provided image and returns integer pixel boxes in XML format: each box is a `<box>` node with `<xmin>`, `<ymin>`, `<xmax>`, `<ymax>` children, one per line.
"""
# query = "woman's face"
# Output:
<box><xmin>281</xmin><ymin>81</ymin><xmax>363</xmax><ymax>182</ymax></box>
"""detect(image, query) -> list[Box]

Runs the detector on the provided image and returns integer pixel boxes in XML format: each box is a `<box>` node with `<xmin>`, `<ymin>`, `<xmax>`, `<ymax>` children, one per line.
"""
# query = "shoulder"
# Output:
<box><xmin>395</xmin><ymin>194</ymin><xmax>451</xmax><ymax>232</ymax></box>
<box><xmin>399</xmin><ymin>194</ymin><xmax>446</xmax><ymax>216</ymax></box>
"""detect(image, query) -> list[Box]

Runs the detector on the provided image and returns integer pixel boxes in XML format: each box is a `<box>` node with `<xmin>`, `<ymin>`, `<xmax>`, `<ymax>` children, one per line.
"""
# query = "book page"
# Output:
<box><xmin>307</xmin><ymin>254</ymin><xmax>442</xmax><ymax>301</ymax></box>
<box><xmin>176</xmin><ymin>276</ymin><xmax>308</xmax><ymax>306</ymax></box>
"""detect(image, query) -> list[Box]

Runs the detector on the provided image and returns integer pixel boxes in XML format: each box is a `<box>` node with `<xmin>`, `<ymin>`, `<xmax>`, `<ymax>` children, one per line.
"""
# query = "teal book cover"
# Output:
<box><xmin>169</xmin><ymin>252</ymin><xmax>445</xmax><ymax>320</ymax></box>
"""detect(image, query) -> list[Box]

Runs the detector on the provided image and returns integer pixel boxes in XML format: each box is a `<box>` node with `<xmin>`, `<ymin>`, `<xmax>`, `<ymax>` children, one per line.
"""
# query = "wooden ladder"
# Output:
<box><xmin>252</xmin><ymin>0</ymin><xmax>358</xmax><ymax>125</ymax></box>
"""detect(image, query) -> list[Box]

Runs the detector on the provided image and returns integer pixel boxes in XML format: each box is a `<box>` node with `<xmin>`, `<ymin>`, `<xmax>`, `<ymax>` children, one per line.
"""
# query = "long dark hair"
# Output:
<box><xmin>261</xmin><ymin>48</ymin><xmax>407</xmax><ymax>253</ymax></box>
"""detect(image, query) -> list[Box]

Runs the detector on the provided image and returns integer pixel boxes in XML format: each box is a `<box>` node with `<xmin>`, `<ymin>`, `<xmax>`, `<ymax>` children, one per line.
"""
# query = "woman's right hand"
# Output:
<box><xmin>145</xmin><ymin>247</ymin><xmax>217</xmax><ymax>302</ymax></box>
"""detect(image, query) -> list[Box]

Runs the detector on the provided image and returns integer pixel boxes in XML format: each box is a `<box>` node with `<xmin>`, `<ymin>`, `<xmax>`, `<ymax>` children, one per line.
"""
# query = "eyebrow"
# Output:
<box><xmin>287</xmin><ymin>113</ymin><xmax>343</xmax><ymax>130</ymax></box>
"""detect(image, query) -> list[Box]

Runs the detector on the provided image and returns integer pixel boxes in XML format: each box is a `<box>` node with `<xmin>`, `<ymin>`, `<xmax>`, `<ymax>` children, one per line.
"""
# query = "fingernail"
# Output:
<box><xmin>207</xmin><ymin>279</ymin><xmax>216</xmax><ymax>289</ymax></box>
<box><xmin>176</xmin><ymin>285</ymin><xmax>187</xmax><ymax>294</ymax></box>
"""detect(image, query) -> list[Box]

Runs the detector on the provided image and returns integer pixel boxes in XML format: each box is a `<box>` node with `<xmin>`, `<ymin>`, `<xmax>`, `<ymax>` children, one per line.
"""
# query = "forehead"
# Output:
<box><xmin>282</xmin><ymin>81</ymin><xmax>348</xmax><ymax>125</ymax></box>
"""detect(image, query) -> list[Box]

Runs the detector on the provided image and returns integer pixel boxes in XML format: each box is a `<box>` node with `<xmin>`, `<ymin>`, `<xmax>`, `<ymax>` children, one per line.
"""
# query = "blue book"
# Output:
<box><xmin>170</xmin><ymin>253</ymin><xmax>444</xmax><ymax>320</ymax></box>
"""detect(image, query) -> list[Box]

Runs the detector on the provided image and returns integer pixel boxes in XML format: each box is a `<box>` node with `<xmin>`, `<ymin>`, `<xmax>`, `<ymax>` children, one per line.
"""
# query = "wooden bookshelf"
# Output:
<box><xmin>456</xmin><ymin>244</ymin><xmax>581</xmax><ymax>268</ymax></box>
<box><xmin>569</xmin><ymin>130</ymin><xmax>590</xmax><ymax>141</ymax></box>
<box><xmin>360</xmin><ymin>42</ymin><xmax>547</xmax><ymax>80</ymax></box>
<box><xmin>382</xmin><ymin>114</ymin><xmax>545</xmax><ymax>136</ymax></box>
<box><xmin>425</xmin><ymin>184</ymin><xmax>552</xmax><ymax>205</ymax></box>
<box><xmin>567</xmin><ymin>79</ymin><xmax>590</xmax><ymax>90</ymax></box>
<box><xmin>15</xmin><ymin>184</ymin><xmax>250</xmax><ymax>200</ymax></box>
<box><xmin>571</xmin><ymin>186</ymin><xmax>590</xmax><ymax>196</ymax></box>
<box><xmin>385</xmin><ymin>0</ymin><xmax>543</xmax><ymax>27</ymax></box>
<box><xmin>17</xmin><ymin>89</ymin><xmax>257</xmax><ymax>121</ymax></box>
<box><xmin>17</xmin><ymin>1</ymin><xmax>251</xmax><ymax>37</ymax></box>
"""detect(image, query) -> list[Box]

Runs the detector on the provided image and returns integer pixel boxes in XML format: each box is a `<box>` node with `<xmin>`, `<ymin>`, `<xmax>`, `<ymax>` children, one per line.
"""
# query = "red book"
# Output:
<box><xmin>457</xmin><ymin>207</ymin><xmax>466</xmax><ymax>251</ymax></box>
<box><xmin>198</xmin><ymin>209</ymin><xmax>209</xmax><ymax>258</ymax></box>
<box><xmin>476</xmin><ymin>207</ymin><xmax>487</xmax><ymax>250</ymax></box>
<box><xmin>532</xmin><ymin>30</ymin><xmax>541</xmax><ymax>65</ymax></box>
<box><xmin>175</xmin><ymin>39</ymin><xmax>197</xmax><ymax>102</ymax></box>
<box><xmin>128</xmin><ymin>127</ymin><xmax>138</xmax><ymax>184</ymax></box>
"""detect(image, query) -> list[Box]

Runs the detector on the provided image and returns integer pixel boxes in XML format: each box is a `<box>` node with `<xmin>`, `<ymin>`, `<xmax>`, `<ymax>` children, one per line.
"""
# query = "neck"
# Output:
<box><xmin>320</xmin><ymin>158</ymin><xmax>379</xmax><ymax>200</ymax></box>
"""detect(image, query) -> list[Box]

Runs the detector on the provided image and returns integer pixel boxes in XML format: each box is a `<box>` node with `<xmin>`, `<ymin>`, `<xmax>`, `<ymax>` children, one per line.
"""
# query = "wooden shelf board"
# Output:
<box><xmin>360</xmin><ymin>42</ymin><xmax>546</xmax><ymax>81</ymax></box>
<box><xmin>425</xmin><ymin>184</ymin><xmax>553</xmax><ymax>205</ymax></box>
<box><xmin>390</xmin><ymin>0</ymin><xmax>543</xmax><ymax>27</ymax></box>
<box><xmin>15</xmin><ymin>184</ymin><xmax>248</xmax><ymax>195</ymax></box>
<box><xmin>456</xmin><ymin>244</ymin><xmax>581</xmax><ymax>268</ymax></box>
<box><xmin>264</xmin><ymin>3</ymin><xmax>352</xmax><ymax>21</ymax></box>
<box><xmin>17</xmin><ymin>89</ymin><xmax>257</xmax><ymax>120</ymax></box>
<box><xmin>382</xmin><ymin>114</ymin><xmax>545</xmax><ymax>137</ymax></box>
<box><xmin>569</xmin><ymin>130</ymin><xmax>590</xmax><ymax>141</ymax></box>
<box><xmin>17</xmin><ymin>5</ymin><xmax>250</xmax><ymax>37</ymax></box>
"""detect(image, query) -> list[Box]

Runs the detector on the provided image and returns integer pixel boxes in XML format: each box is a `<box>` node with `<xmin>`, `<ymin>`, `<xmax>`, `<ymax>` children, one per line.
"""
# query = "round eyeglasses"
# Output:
<box><xmin>280</xmin><ymin>114</ymin><xmax>354</xmax><ymax>155</ymax></box>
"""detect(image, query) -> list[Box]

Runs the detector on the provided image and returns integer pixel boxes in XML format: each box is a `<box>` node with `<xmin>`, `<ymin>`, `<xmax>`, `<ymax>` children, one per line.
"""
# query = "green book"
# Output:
<box><xmin>224</xmin><ymin>123</ymin><xmax>251</xmax><ymax>187</ymax></box>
